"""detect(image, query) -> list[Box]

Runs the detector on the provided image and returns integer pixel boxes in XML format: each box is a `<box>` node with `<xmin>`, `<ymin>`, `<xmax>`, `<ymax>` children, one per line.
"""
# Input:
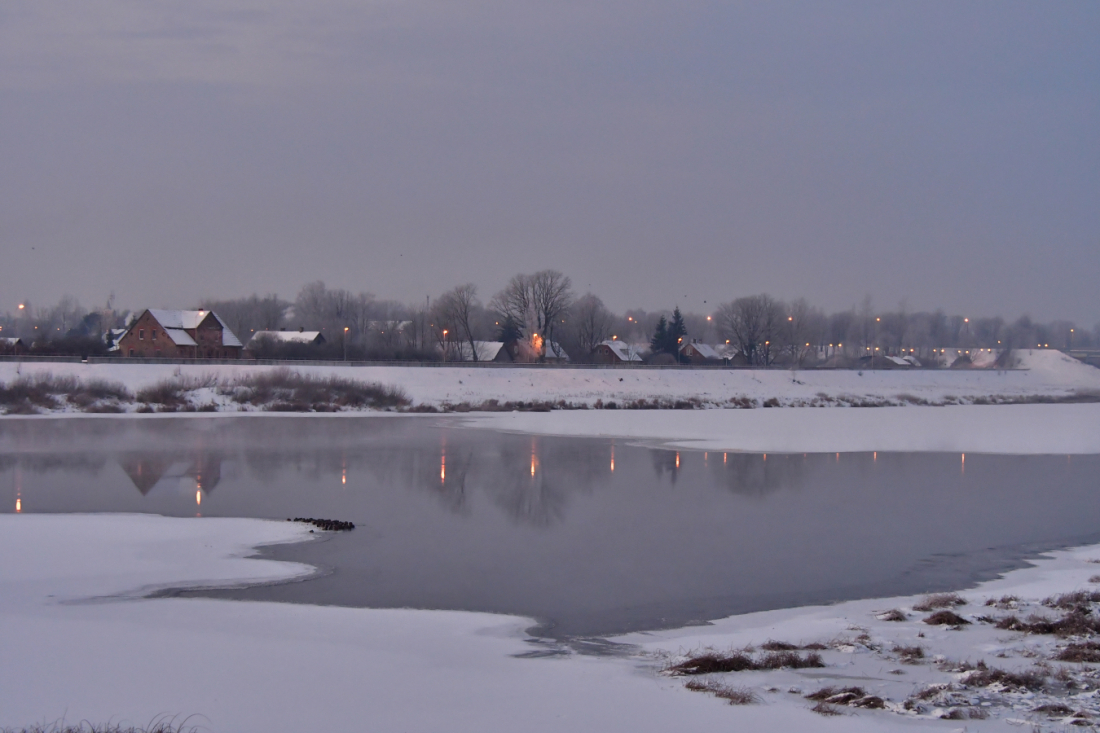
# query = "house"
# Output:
<box><xmin>0</xmin><ymin>337</ymin><xmax>26</xmax><ymax>355</ymax></box>
<box><xmin>116</xmin><ymin>309</ymin><xmax>243</xmax><ymax>359</ymax></box>
<box><xmin>593</xmin><ymin>340</ymin><xmax>643</xmax><ymax>364</ymax></box>
<box><xmin>679</xmin><ymin>339</ymin><xmax>722</xmax><ymax>365</ymax></box>
<box><xmin>247</xmin><ymin>329</ymin><xmax>326</xmax><ymax>350</ymax></box>
<box><xmin>503</xmin><ymin>337</ymin><xmax>571</xmax><ymax>363</ymax></box>
<box><xmin>448</xmin><ymin>340</ymin><xmax>512</xmax><ymax>362</ymax></box>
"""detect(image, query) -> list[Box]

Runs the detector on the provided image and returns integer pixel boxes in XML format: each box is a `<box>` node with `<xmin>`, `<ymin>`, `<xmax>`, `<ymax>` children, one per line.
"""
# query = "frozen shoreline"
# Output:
<box><xmin>5</xmin><ymin>514</ymin><xmax>1100</xmax><ymax>731</ymax></box>
<box><xmin>1</xmin><ymin>349</ymin><xmax>1097</xmax><ymax>413</ymax></box>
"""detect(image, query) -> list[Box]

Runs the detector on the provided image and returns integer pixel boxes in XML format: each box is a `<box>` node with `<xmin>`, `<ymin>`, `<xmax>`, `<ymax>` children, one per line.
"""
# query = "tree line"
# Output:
<box><xmin>1</xmin><ymin>276</ymin><xmax>1097</xmax><ymax>363</ymax></box>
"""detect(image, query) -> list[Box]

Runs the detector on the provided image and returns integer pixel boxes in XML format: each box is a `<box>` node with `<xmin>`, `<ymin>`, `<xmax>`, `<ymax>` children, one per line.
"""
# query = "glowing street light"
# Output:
<box><xmin>343</xmin><ymin>326</ymin><xmax>349</xmax><ymax>361</ymax></box>
<box><xmin>17</xmin><ymin>304</ymin><xmax>25</xmax><ymax>310</ymax></box>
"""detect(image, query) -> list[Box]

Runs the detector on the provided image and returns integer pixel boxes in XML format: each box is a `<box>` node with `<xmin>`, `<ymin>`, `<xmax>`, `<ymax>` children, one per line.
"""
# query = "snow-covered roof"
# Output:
<box><xmin>164</xmin><ymin>328</ymin><xmax>197</xmax><ymax>347</ymax></box>
<box><xmin>145</xmin><ymin>310</ymin><xmax>242</xmax><ymax>347</ymax></box>
<box><xmin>1</xmin><ymin>337</ymin><xmax>23</xmax><ymax>346</ymax></box>
<box><xmin>451</xmin><ymin>340</ymin><xmax>507</xmax><ymax>361</ymax></box>
<box><xmin>885</xmin><ymin>356</ymin><xmax>911</xmax><ymax>367</ymax></box>
<box><xmin>599</xmin><ymin>340</ymin><xmax>643</xmax><ymax>362</ymax></box>
<box><xmin>544</xmin><ymin>340</ymin><xmax>570</xmax><ymax>362</ymax></box>
<box><xmin>248</xmin><ymin>330</ymin><xmax>323</xmax><ymax>346</ymax></box>
<box><xmin>681</xmin><ymin>341</ymin><xmax>721</xmax><ymax>360</ymax></box>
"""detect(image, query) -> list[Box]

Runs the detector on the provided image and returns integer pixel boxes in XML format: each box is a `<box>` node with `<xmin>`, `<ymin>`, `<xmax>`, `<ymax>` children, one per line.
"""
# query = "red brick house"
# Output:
<box><xmin>116</xmin><ymin>309</ymin><xmax>242</xmax><ymax>359</ymax></box>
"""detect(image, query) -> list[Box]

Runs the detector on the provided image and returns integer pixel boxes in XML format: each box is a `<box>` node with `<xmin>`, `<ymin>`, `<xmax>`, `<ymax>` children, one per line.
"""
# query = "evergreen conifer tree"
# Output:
<box><xmin>669</xmin><ymin>306</ymin><xmax>688</xmax><ymax>360</ymax></box>
<box><xmin>650</xmin><ymin>316</ymin><xmax>669</xmax><ymax>355</ymax></box>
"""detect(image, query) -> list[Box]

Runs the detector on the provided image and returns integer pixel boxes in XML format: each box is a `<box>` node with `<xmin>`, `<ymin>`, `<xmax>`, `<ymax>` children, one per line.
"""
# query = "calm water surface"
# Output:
<box><xmin>2</xmin><ymin>416</ymin><xmax>1098</xmax><ymax>638</ymax></box>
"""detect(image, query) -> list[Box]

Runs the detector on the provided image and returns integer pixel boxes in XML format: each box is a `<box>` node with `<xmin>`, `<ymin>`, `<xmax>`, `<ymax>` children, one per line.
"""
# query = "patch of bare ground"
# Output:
<box><xmin>683</xmin><ymin>679</ymin><xmax>760</xmax><ymax>705</ymax></box>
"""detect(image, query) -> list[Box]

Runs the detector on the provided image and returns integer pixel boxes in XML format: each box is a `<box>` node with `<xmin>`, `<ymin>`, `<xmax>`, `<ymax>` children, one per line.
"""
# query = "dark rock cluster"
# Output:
<box><xmin>287</xmin><ymin>517</ymin><xmax>355</xmax><ymax>531</ymax></box>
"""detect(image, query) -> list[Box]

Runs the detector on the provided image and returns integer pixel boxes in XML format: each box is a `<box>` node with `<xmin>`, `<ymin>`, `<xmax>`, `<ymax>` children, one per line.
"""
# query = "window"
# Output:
<box><xmin>128</xmin><ymin>349</ymin><xmax>135</xmax><ymax>357</ymax></box>
<box><xmin>138</xmin><ymin>329</ymin><xmax>145</xmax><ymax>340</ymax></box>
<box><xmin>151</xmin><ymin>330</ymin><xmax>157</xmax><ymax>341</ymax></box>
<box><xmin>155</xmin><ymin>349</ymin><xmax>162</xmax><ymax>357</ymax></box>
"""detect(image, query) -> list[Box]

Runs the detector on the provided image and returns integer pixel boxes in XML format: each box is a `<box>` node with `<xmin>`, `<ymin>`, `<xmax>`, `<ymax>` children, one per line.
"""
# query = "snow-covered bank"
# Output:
<box><xmin>6</xmin><ymin>515</ymin><xmax>1100</xmax><ymax>731</ymax></box>
<box><xmin>463</xmin><ymin>402</ymin><xmax>1100</xmax><ymax>454</ymax></box>
<box><xmin>1</xmin><ymin>349</ymin><xmax>1097</xmax><ymax>414</ymax></box>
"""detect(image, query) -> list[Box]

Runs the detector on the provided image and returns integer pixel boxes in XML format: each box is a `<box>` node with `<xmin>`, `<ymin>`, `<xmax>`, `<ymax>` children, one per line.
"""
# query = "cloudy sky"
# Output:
<box><xmin>1</xmin><ymin>1</ymin><xmax>1097</xmax><ymax>322</ymax></box>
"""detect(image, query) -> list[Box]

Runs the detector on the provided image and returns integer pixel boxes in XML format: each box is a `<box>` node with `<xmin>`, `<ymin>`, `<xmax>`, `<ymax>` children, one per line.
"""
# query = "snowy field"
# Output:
<box><xmin>1</xmin><ymin>349</ymin><xmax>1098</xmax><ymax>412</ymax></box>
<box><xmin>5</xmin><ymin>513</ymin><xmax>1100</xmax><ymax>732</ymax></box>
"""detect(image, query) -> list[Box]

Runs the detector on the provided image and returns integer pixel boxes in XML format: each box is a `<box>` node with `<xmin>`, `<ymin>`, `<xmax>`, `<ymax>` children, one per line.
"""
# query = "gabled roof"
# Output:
<box><xmin>452</xmin><ymin>340</ymin><xmax>507</xmax><ymax>361</ymax></box>
<box><xmin>143</xmin><ymin>310</ymin><xmax>243</xmax><ymax>347</ymax></box>
<box><xmin>248</xmin><ymin>330</ymin><xmax>324</xmax><ymax>346</ymax></box>
<box><xmin>680</xmin><ymin>341</ymin><xmax>722</xmax><ymax>360</ymax></box>
<box><xmin>1</xmin><ymin>337</ymin><xmax>24</xmax><ymax>346</ymax></box>
<box><xmin>599</xmin><ymin>340</ymin><xmax>643</xmax><ymax>362</ymax></box>
<box><xmin>164</xmin><ymin>328</ymin><xmax>197</xmax><ymax>347</ymax></box>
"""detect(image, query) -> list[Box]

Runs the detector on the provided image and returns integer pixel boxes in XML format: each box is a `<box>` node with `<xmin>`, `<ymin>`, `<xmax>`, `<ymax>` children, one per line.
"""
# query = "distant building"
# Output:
<box><xmin>448</xmin><ymin>340</ymin><xmax>512</xmax><ymax>362</ymax></box>
<box><xmin>679</xmin><ymin>339</ymin><xmax>722</xmax><ymax>365</ymax></box>
<box><xmin>247</xmin><ymin>329</ymin><xmax>326</xmax><ymax>350</ymax></box>
<box><xmin>117</xmin><ymin>309</ymin><xmax>243</xmax><ymax>359</ymax></box>
<box><xmin>0</xmin><ymin>337</ymin><xmax>26</xmax><ymax>355</ymax></box>
<box><xmin>593</xmin><ymin>340</ymin><xmax>643</xmax><ymax>364</ymax></box>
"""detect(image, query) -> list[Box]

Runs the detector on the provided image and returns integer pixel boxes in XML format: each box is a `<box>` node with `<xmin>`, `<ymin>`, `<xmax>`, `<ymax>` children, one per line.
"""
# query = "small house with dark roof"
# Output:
<box><xmin>0</xmin><ymin>337</ymin><xmax>26</xmax><ymax>355</ymax></box>
<box><xmin>117</xmin><ymin>309</ymin><xmax>243</xmax><ymax>359</ymax></box>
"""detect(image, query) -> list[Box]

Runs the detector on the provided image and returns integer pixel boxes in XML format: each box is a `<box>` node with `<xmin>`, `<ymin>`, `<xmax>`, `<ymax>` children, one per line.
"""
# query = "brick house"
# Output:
<box><xmin>116</xmin><ymin>309</ymin><xmax>243</xmax><ymax>359</ymax></box>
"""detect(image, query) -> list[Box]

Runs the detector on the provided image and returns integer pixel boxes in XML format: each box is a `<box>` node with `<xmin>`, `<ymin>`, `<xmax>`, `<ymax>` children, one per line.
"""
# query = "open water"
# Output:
<box><xmin>3</xmin><ymin>415</ymin><xmax>1098</xmax><ymax>638</ymax></box>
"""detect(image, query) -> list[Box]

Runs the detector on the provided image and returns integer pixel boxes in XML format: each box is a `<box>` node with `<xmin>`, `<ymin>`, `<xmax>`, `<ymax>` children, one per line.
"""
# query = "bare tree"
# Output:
<box><xmin>490</xmin><ymin>270</ymin><xmax>574</xmax><ymax>358</ymax></box>
<box><xmin>564</xmin><ymin>293</ymin><xmax>614</xmax><ymax>361</ymax></box>
<box><xmin>716</xmin><ymin>294</ymin><xmax>783</xmax><ymax>366</ymax></box>
<box><xmin>434</xmin><ymin>284</ymin><xmax>482</xmax><ymax>361</ymax></box>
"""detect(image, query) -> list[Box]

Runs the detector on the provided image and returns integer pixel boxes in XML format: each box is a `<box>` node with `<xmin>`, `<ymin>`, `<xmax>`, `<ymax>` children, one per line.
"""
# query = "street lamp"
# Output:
<box><xmin>343</xmin><ymin>327</ymin><xmax>349</xmax><ymax>361</ymax></box>
<box><xmin>442</xmin><ymin>329</ymin><xmax>448</xmax><ymax>363</ymax></box>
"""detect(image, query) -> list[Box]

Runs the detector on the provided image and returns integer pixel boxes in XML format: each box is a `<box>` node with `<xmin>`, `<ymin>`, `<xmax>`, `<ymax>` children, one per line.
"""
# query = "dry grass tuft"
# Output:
<box><xmin>684</xmin><ymin>679</ymin><xmax>761</xmax><ymax>705</ymax></box>
<box><xmin>1043</xmin><ymin>591</ymin><xmax>1100</xmax><ymax>611</ymax></box>
<box><xmin>809</xmin><ymin>702</ymin><xmax>842</xmax><ymax>716</ymax></box>
<box><xmin>1055</xmin><ymin>641</ymin><xmax>1100</xmax><ymax>663</ymax></box>
<box><xmin>996</xmin><ymin>611</ymin><xmax>1100</xmax><ymax>637</ymax></box>
<box><xmin>913</xmin><ymin>592</ymin><xmax>967</xmax><ymax>612</ymax></box>
<box><xmin>962</xmin><ymin>665</ymin><xmax>1047</xmax><ymax>691</ymax></box>
<box><xmin>893</xmin><ymin>644</ymin><xmax>925</xmax><ymax>663</ymax></box>
<box><xmin>985</xmin><ymin>594</ymin><xmax>1020</xmax><ymax>609</ymax></box>
<box><xmin>877</xmin><ymin>609</ymin><xmax>907</xmax><ymax>622</ymax></box>
<box><xmin>667</xmin><ymin>650</ymin><xmax>824</xmax><ymax>676</ymax></box>
<box><xmin>923</xmin><ymin>610</ymin><xmax>970</xmax><ymax>626</ymax></box>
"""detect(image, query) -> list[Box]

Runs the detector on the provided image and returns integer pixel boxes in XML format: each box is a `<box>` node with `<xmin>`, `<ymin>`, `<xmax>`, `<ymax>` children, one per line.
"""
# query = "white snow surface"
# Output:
<box><xmin>2</xmin><ymin>349</ymin><xmax>1097</xmax><ymax>412</ymax></box>
<box><xmin>4</xmin><ymin>513</ymin><xmax>1100</xmax><ymax>732</ymax></box>
<box><xmin>461</xmin><ymin>402</ymin><xmax>1100</xmax><ymax>454</ymax></box>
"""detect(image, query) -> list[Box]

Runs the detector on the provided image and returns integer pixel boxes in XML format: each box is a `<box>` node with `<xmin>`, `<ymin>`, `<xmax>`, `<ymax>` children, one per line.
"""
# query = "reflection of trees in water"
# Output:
<box><xmin>117</xmin><ymin>451</ymin><xmax>224</xmax><ymax>495</ymax></box>
<box><xmin>711</xmin><ymin>452</ymin><xmax>810</xmax><ymax>497</ymax></box>
<box><xmin>477</xmin><ymin>437</ymin><xmax>608</xmax><ymax>528</ymax></box>
<box><xmin>0</xmin><ymin>454</ymin><xmax>106</xmax><ymax>475</ymax></box>
<box><xmin>650</xmin><ymin>450</ymin><xmax>680</xmax><ymax>484</ymax></box>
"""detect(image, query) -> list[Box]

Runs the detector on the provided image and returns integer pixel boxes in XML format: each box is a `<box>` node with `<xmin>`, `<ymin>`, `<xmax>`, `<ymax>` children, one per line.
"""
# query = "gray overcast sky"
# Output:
<box><xmin>1</xmin><ymin>1</ymin><xmax>1098</xmax><ymax>322</ymax></box>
